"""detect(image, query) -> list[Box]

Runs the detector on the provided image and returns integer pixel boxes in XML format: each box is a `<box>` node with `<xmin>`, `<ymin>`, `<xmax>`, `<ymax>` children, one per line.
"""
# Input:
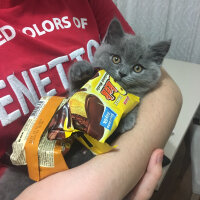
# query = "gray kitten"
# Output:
<box><xmin>0</xmin><ymin>19</ymin><xmax>170</xmax><ymax>200</ymax></box>
<box><xmin>69</xmin><ymin>18</ymin><xmax>171</xmax><ymax>134</ymax></box>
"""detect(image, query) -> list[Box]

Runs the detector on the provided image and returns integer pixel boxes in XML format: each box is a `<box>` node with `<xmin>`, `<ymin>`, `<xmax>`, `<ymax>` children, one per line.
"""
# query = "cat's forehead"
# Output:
<box><xmin>120</xmin><ymin>35</ymin><xmax>146</xmax><ymax>62</ymax></box>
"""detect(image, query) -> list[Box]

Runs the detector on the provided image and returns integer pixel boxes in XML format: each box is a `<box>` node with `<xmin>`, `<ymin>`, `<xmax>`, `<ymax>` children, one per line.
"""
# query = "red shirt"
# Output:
<box><xmin>0</xmin><ymin>0</ymin><xmax>134</xmax><ymax>176</ymax></box>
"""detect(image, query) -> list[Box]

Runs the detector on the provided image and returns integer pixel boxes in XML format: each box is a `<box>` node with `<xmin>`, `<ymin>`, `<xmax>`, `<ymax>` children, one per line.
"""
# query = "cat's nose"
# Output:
<box><xmin>119</xmin><ymin>71</ymin><xmax>126</xmax><ymax>78</ymax></box>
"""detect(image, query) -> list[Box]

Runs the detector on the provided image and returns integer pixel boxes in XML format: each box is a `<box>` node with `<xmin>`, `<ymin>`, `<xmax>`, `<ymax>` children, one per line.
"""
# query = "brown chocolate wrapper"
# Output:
<box><xmin>47</xmin><ymin>94</ymin><xmax>105</xmax><ymax>141</ymax></box>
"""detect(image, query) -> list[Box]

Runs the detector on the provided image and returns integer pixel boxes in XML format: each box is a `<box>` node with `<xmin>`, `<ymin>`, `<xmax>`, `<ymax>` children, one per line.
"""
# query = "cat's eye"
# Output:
<box><xmin>112</xmin><ymin>55</ymin><xmax>121</xmax><ymax>64</ymax></box>
<box><xmin>133</xmin><ymin>64</ymin><xmax>144</xmax><ymax>73</ymax></box>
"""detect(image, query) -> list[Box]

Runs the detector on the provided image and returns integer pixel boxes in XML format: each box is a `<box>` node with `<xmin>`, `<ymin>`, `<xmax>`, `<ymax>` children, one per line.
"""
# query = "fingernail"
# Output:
<box><xmin>156</xmin><ymin>151</ymin><xmax>164</xmax><ymax>164</ymax></box>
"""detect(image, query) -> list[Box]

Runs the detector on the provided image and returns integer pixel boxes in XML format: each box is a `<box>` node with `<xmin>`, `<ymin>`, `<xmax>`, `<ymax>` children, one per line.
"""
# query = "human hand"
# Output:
<box><xmin>125</xmin><ymin>149</ymin><xmax>164</xmax><ymax>200</ymax></box>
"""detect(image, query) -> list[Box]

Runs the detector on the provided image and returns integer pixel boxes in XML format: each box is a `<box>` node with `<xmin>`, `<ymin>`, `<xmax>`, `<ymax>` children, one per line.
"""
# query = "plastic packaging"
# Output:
<box><xmin>10</xmin><ymin>69</ymin><xmax>140</xmax><ymax>181</ymax></box>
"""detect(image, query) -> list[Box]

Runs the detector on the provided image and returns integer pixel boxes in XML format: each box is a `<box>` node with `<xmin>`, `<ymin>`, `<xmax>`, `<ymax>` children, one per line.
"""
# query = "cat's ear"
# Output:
<box><xmin>104</xmin><ymin>18</ymin><xmax>125</xmax><ymax>44</ymax></box>
<box><xmin>148</xmin><ymin>40</ymin><xmax>171</xmax><ymax>64</ymax></box>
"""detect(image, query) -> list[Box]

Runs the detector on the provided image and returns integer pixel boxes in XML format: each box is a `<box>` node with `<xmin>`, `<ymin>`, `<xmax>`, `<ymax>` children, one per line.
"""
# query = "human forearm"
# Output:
<box><xmin>16</xmin><ymin>68</ymin><xmax>182</xmax><ymax>200</ymax></box>
<box><xmin>97</xmin><ymin>68</ymin><xmax>183</xmax><ymax>199</ymax></box>
<box><xmin>83</xmin><ymin>68</ymin><xmax>182</xmax><ymax>199</ymax></box>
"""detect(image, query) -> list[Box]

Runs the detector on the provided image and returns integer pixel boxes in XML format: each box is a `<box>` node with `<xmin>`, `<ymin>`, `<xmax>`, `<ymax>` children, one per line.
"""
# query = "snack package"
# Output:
<box><xmin>10</xmin><ymin>69</ymin><xmax>140</xmax><ymax>181</ymax></box>
<box><xmin>10</xmin><ymin>96</ymin><xmax>71</xmax><ymax>181</ymax></box>
<box><xmin>48</xmin><ymin>69</ymin><xmax>140</xmax><ymax>155</ymax></box>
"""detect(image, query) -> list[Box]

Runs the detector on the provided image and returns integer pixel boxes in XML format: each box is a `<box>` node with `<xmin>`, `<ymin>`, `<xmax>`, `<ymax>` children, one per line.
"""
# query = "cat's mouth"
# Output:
<box><xmin>108</xmin><ymin>72</ymin><xmax>127</xmax><ymax>89</ymax></box>
<box><xmin>114</xmin><ymin>78</ymin><xmax>127</xmax><ymax>89</ymax></box>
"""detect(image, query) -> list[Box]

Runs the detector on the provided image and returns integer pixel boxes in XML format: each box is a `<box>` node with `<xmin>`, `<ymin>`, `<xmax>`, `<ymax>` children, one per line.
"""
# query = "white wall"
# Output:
<box><xmin>114</xmin><ymin>0</ymin><xmax>200</xmax><ymax>64</ymax></box>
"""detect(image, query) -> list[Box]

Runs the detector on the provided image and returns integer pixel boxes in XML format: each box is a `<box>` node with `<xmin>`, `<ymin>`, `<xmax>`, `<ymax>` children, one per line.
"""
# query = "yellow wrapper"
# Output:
<box><xmin>63</xmin><ymin>69</ymin><xmax>140</xmax><ymax>154</ymax></box>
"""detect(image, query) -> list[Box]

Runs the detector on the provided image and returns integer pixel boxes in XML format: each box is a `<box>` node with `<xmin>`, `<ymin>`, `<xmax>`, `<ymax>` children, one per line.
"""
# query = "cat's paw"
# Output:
<box><xmin>117</xmin><ymin>117</ymin><xmax>135</xmax><ymax>134</ymax></box>
<box><xmin>116</xmin><ymin>108</ymin><xmax>138</xmax><ymax>134</ymax></box>
<box><xmin>69</xmin><ymin>60</ymin><xmax>94</xmax><ymax>83</ymax></box>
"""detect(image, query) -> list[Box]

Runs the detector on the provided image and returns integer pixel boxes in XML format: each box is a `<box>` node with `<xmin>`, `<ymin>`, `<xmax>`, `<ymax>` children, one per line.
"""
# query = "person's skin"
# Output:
<box><xmin>16</xmin><ymin>68</ymin><xmax>182</xmax><ymax>200</ymax></box>
<box><xmin>125</xmin><ymin>149</ymin><xmax>164</xmax><ymax>200</ymax></box>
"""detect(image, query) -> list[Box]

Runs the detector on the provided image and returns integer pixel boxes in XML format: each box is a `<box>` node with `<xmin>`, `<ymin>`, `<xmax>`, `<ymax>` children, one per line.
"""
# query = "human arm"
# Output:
<box><xmin>16</xmin><ymin>68</ymin><xmax>182</xmax><ymax>200</ymax></box>
<box><xmin>125</xmin><ymin>149</ymin><xmax>164</xmax><ymax>200</ymax></box>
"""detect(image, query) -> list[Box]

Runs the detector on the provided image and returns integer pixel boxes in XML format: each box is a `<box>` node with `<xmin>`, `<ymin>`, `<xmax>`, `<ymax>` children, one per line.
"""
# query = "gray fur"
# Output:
<box><xmin>69</xmin><ymin>18</ymin><xmax>171</xmax><ymax>133</ymax></box>
<box><xmin>0</xmin><ymin>167</ymin><xmax>34</xmax><ymax>200</ymax></box>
